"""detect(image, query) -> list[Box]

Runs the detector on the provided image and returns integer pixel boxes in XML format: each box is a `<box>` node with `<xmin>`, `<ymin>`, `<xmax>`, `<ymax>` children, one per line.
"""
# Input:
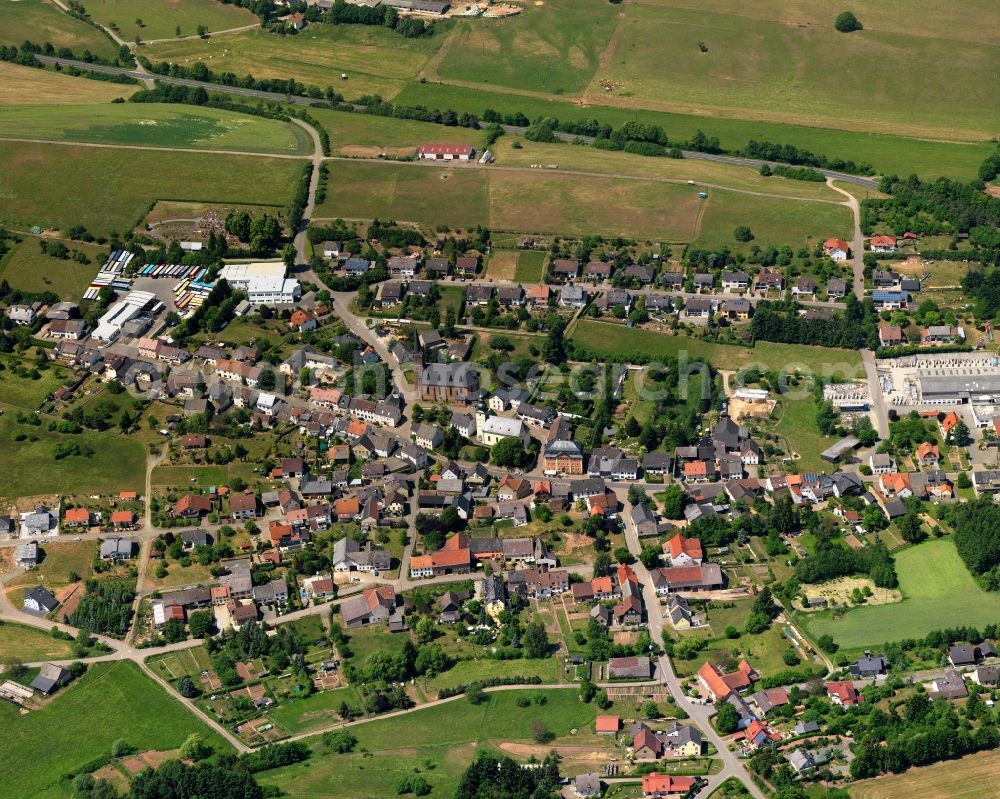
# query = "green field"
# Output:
<box><xmin>693</xmin><ymin>190</ymin><xmax>852</xmax><ymax>249</ymax></box>
<box><xmin>0</xmin><ymin>237</ymin><xmax>103</xmax><ymax>300</ymax></box>
<box><xmin>0</xmin><ymin>412</ymin><xmax>146</xmax><ymax>499</ymax></box>
<box><xmin>419</xmin><ymin>657</ymin><xmax>559</xmax><ymax>695</ymax></box>
<box><xmin>0</xmin><ymin>140</ymin><xmax>301</xmax><ymax>235</ymax></box>
<box><xmin>8</xmin><ymin>541</ymin><xmax>96</xmax><ymax>599</ymax></box>
<box><xmin>592</xmin><ymin>4</ymin><xmax>998</xmax><ymax>141</ymax></box>
<box><xmin>305</xmin><ymin>107</ymin><xmax>459</xmax><ymax>155</ymax></box>
<box><xmin>0</xmin><ymin>357</ymin><xmax>73</xmax><ymax>411</ymax></box>
<box><xmin>771</xmin><ymin>394</ymin><xmax>839</xmax><ymax>473</ymax></box>
<box><xmin>571</xmin><ymin>319</ymin><xmax>864</xmax><ymax>378</ymax></box>
<box><xmin>514</xmin><ymin>250</ymin><xmax>546</xmax><ymax>283</ymax></box>
<box><xmin>394</xmin><ymin>84</ymin><xmax>994</xmax><ymax>181</ymax></box>
<box><xmin>491</xmin><ymin>138</ymin><xmax>841</xmax><ymax>201</ymax></box>
<box><xmin>0</xmin><ymin>661</ymin><xmax>230</xmax><ymax>799</ymax></box>
<box><xmin>258</xmin><ymin>688</ymin><xmax>599</xmax><ymax>799</ymax></box>
<box><xmin>85</xmin><ymin>0</ymin><xmax>257</xmax><ymax>41</ymax></box>
<box><xmin>804</xmin><ymin>538</ymin><xmax>1000</xmax><ymax>651</ymax></box>
<box><xmin>0</xmin><ymin>0</ymin><xmax>119</xmax><ymax>60</ymax></box>
<box><xmin>0</xmin><ymin>622</ymin><xmax>75</xmax><ymax>661</ymax></box>
<box><xmin>144</xmin><ymin>23</ymin><xmax>444</xmax><ymax>101</ymax></box>
<box><xmin>0</xmin><ymin>103</ymin><xmax>310</xmax><ymax>154</ymax></box>
<box><xmin>435</xmin><ymin>0</ymin><xmax>618</xmax><ymax>94</ymax></box>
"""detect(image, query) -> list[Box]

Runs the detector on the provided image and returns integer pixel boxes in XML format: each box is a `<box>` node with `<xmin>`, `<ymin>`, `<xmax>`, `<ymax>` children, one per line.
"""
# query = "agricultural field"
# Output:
<box><xmin>0</xmin><ymin>0</ymin><xmax>119</xmax><ymax>60</ymax></box>
<box><xmin>0</xmin><ymin>140</ymin><xmax>301</xmax><ymax>236</ymax></box>
<box><xmin>257</xmin><ymin>688</ymin><xmax>600</xmax><ymax>799</ymax></box>
<box><xmin>491</xmin><ymin>138</ymin><xmax>842</xmax><ymax>201</ymax></box>
<box><xmin>850</xmin><ymin>747</ymin><xmax>1000</xmax><ymax>799</ymax></box>
<box><xmin>316</xmin><ymin>161</ymin><xmax>704</xmax><ymax>239</ymax></box>
<box><xmin>434</xmin><ymin>0</ymin><xmax>619</xmax><ymax>95</ymax></box>
<box><xmin>0</xmin><ymin>236</ymin><xmax>103</xmax><ymax>300</ymax></box>
<box><xmin>0</xmin><ymin>61</ymin><xmax>138</xmax><ymax>105</ymax></box>
<box><xmin>692</xmin><ymin>190</ymin><xmax>852</xmax><ymax>250</ymax></box>
<box><xmin>0</xmin><ymin>412</ymin><xmax>146</xmax><ymax>499</ymax></box>
<box><xmin>589</xmin><ymin>4</ymin><xmax>998</xmax><ymax>141</ymax></box>
<box><xmin>0</xmin><ymin>661</ymin><xmax>230</xmax><ymax>799</ymax></box>
<box><xmin>0</xmin><ymin>621</ymin><xmax>75</xmax><ymax>661</ymax></box>
<box><xmin>143</xmin><ymin>24</ymin><xmax>444</xmax><ymax>101</ymax></box>
<box><xmin>803</xmin><ymin>538</ymin><xmax>1000</xmax><ymax>652</ymax></box>
<box><xmin>0</xmin><ymin>104</ymin><xmax>311</xmax><ymax>154</ymax></box>
<box><xmin>394</xmin><ymin>84</ymin><xmax>995</xmax><ymax>181</ymax></box>
<box><xmin>570</xmin><ymin>320</ymin><xmax>864</xmax><ymax>378</ymax></box>
<box><xmin>84</xmin><ymin>0</ymin><xmax>258</xmax><ymax>42</ymax></box>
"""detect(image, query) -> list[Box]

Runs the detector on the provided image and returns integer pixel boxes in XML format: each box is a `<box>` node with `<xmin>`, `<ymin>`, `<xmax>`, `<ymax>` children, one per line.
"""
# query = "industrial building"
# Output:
<box><xmin>219</xmin><ymin>262</ymin><xmax>300</xmax><ymax>305</ymax></box>
<box><xmin>92</xmin><ymin>290</ymin><xmax>158</xmax><ymax>342</ymax></box>
<box><xmin>918</xmin><ymin>374</ymin><xmax>1000</xmax><ymax>405</ymax></box>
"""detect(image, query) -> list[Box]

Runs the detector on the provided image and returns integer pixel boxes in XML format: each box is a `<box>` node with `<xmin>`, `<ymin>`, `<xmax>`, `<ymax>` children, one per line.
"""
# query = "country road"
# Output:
<box><xmin>30</xmin><ymin>55</ymin><xmax>879</xmax><ymax>189</ymax></box>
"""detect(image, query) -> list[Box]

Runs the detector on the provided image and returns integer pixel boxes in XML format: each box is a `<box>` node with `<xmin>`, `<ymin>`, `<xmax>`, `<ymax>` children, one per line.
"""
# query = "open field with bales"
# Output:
<box><xmin>144</xmin><ymin>23</ymin><xmax>444</xmax><ymax>101</ymax></box>
<box><xmin>850</xmin><ymin>747</ymin><xmax>1000</xmax><ymax>799</ymax></box>
<box><xmin>0</xmin><ymin>103</ymin><xmax>311</xmax><ymax>153</ymax></box>
<box><xmin>570</xmin><ymin>319</ymin><xmax>864</xmax><ymax>378</ymax></box>
<box><xmin>586</xmin><ymin>3</ymin><xmax>998</xmax><ymax>141</ymax></box>
<box><xmin>0</xmin><ymin>621</ymin><xmax>75</xmax><ymax>661</ymax></box>
<box><xmin>434</xmin><ymin>0</ymin><xmax>618</xmax><ymax>95</ymax></box>
<box><xmin>84</xmin><ymin>0</ymin><xmax>257</xmax><ymax>42</ymax></box>
<box><xmin>257</xmin><ymin>688</ymin><xmax>601</xmax><ymax>799</ymax></box>
<box><xmin>0</xmin><ymin>0</ymin><xmax>119</xmax><ymax>59</ymax></box>
<box><xmin>394</xmin><ymin>83</ymin><xmax>995</xmax><ymax>181</ymax></box>
<box><xmin>0</xmin><ymin>661</ymin><xmax>230</xmax><ymax>799</ymax></box>
<box><xmin>0</xmin><ymin>62</ymin><xmax>138</xmax><ymax>105</ymax></box>
<box><xmin>0</xmin><ymin>237</ymin><xmax>104</xmax><ymax>300</ymax></box>
<box><xmin>0</xmin><ymin>140</ymin><xmax>301</xmax><ymax>235</ymax></box>
<box><xmin>803</xmin><ymin>538</ymin><xmax>1000</xmax><ymax>652</ymax></box>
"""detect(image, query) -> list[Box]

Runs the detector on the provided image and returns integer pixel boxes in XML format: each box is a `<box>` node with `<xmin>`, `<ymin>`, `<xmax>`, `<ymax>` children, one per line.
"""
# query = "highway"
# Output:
<box><xmin>32</xmin><ymin>55</ymin><xmax>879</xmax><ymax>189</ymax></box>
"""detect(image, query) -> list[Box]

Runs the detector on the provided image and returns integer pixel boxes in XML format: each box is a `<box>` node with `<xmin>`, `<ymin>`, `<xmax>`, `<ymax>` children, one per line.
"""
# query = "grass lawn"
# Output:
<box><xmin>0</xmin><ymin>356</ymin><xmax>72</xmax><ymax>410</ymax></box>
<box><xmin>570</xmin><ymin>319</ymin><xmax>863</xmax><ymax>378</ymax></box>
<box><xmin>590</xmin><ymin>3</ymin><xmax>998</xmax><ymax>141</ymax></box>
<box><xmin>0</xmin><ymin>621</ymin><xmax>75</xmax><ymax>661</ymax></box>
<box><xmin>0</xmin><ymin>412</ymin><xmax>146</xmax><ymax>499</ymax></box>
<box><xmin>0</xmin><ymin>103</ymin><xmax>310</xmax><ymax>154</ymax></box>
<box><xmin>694</xmin><ymin>190</ymin><xmax>853</xmax><ymax>250</ymax></box>
<box><xmin>0</xmin><ymin>140</ymin><xmax>301</xmax><ymax>236</ymax></box>
<box><xmin>258</xmin><ymin>688</ymin><xmax>598</xmax><ymax>799</ymax></box>
<box><xmin>514</xmin><ymin>250</ymin><xmax>546</xmax><ymax>283</ymax></box>
<box><xmin>0</xmin><ymin>237</ymin><xmax>103</xmax><ymax>300</ymax></box>
<box><xmin>8</xmin><ymin>541</ymin><xmax>96</xmax><ymax>598</ymax></box>
<box><xmin>0</xmin><ymin>660</ymin><xmax>230</xmax><ymax>799</ymax></box>
<box><xmin>435</xmin><ymin>0</ymin><xmax>618</xmax><ymax>95</ymax></box>
<box><xmin>147</xmin><ymin>646</ymin><xmax>214</xmax><ymax>683</ymax></box>
<box><xmin>145</xmin><ymin>559</ymin><xmax>218</xmax><ymax>590</ymax></box>
<box><xmin>394</xmin><ymin>84</ymin><xmax>994</xmax><ymax>181</ymax></box>
<box><xmin>341</xmin><ymin>625</ymin><xmax>409</xmax><ymax>662</ymax></box>
<box><xmin>850</xmin><ymin>747</ymin><xmax>1000</xmax><ymax>799</ymax></box>
<box><xmin>803</xmin><ymin>538</ymin><xmax>1000</xmax><ymax>651</ymax></box>
<box><xmin>674</xmin><ymin>621</ymin><xmax>797</xmax><ymax>680</ymax></box>
<box><xmin>265</xmin><ymin>685</ymin><xmax>361</xmax><ymax>736</ymax></box>
<box><xmin>0</xmin><ymin>61</ymin><xmax>138</xmax><ymax>105</ymax></box>
<box><xmin>85</xmin><ymin>0</ymin><xmax>257</xmax><ymax>41</ymax></box>
<box><xmin>0</xmin><ymin>0</ymin><xmax>119</xmax><ymax>60</ymax></box>
<box><xmin>419</xmin><ymin>656</ymin><xmax>560</xmax><ymax>695</ymax></box>
<box><xmin>770</xmin><ymin>394</ymin><xmax>839</xmax><ymax>473</ymax></box>
<box><xmin>144</xmin><ymin>24</ymin><xmax>444</xmax><ymax>101</ymax></box>
<box><xmin>150</xmin><ymin>464</ymin><xmax>230</xmax><ymax>488</ymax></box>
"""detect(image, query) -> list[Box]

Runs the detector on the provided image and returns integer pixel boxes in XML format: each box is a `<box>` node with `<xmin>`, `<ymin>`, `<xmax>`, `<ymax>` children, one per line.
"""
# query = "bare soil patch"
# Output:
<box><xmin>485</xmin><ymin>251</ymin><xmax>518</xmax><ymax>280</ymax></box>
<box><xmin>800</xmin><ymin>576</ymin><xmax>902</xmax><ymax>611</ymax></box>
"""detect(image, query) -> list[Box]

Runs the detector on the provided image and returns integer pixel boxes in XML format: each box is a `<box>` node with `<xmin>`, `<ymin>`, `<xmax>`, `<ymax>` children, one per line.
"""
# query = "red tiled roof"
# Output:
<box><xmin>595</xmin><ymin>715</ymin><xmax>620</xmax><ymax>733</ymax></box>
<box><xmin>665</xmin><ymin>533</ymin><xmax>702</xmax><ymax>560</ymax></box>
<box><xmin>642</xmin><ymin>773</ymin><xmax>695</xmax><ymax>794</ymax></box>
<box><xmin>65</xmin><ymin>507</ymin><xmax>90</xmax><ymax>524</ymax></box>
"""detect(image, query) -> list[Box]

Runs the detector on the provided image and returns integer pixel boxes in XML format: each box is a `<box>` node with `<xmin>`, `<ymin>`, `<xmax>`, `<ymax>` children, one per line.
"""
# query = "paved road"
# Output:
<box><xmin>619</xmin><ymin>497</ymin><xmax>766</xmax><ymax>799</ymax></box>
<box><xmin>31</xmin><ymin>56</ymin><xmax>879</xmax><ymax>189</ymax></box>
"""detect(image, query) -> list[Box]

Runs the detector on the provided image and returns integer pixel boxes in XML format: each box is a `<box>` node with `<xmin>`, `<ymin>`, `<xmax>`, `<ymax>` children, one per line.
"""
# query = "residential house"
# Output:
<box><xmin>697</xmin><ymin>659</ymin><xmax>757</xmax><ymax>701</ymax></box>
<box><xmin>23</xmin><ymin>586</ymin><xmax>58</xmax><ymax>615</ymax></box>
<box><xmin>823</xmin><ymin>238</ymin><xmax>850</xmax><ymax>261</ymax></box>
<box><xmin>607</xmin><ymin>656</ymin><xmax>651</xmax><ymax>680</ymax></box>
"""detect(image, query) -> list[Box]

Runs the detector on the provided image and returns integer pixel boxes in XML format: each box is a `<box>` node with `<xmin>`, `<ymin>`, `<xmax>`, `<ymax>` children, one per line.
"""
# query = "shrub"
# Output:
<box><xmin>835</xmin><ymin>11</ymin><xmax>862</xmax><ymax>32</ymax></box>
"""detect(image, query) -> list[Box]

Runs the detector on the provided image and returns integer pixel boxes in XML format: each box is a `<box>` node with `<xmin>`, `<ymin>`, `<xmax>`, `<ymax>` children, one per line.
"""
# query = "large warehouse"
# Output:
<box><xmin>219</xmin><ymin>262</ymin><xmax>300</xmax><ymax>305</ymax></box>
<box><xmin>918</xmin><ymin>374</ymin><xmax>1000</xmax><ymax>405</ymax></box>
